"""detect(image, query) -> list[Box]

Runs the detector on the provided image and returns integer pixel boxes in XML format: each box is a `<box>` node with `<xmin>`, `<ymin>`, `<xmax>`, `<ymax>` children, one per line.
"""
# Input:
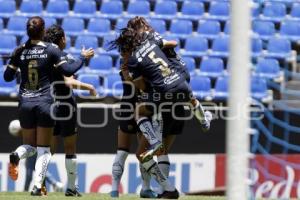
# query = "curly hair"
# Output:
<box><xmin>44</xmin><ymin>25</ymin><xmax>65</xmax><ymax>45</ymax></box>
<box><xmin>108</xmin><ymin>27</ymin><xmax>143</xmax><ymax>53</ymax></box>
<box><xmin>127</xmin><ymin>16</ymin><xmax>154</xmax><ymax>33</ymax></box>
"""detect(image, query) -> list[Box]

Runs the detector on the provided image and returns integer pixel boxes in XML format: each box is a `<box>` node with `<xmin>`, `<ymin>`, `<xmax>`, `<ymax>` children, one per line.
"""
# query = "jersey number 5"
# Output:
<box><xmin>148</xmin><ymin>51</ymin><xmax>171</xmax><ymax>77</ymax></box>
<box><xmin>28</xmin><ymin>60</ymin><xmax>38</xmax><ymax>90</ymax></box>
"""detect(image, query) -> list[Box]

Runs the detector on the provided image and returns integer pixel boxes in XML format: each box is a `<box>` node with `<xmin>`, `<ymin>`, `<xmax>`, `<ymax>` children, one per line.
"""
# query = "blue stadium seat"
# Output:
<box><xmin>88</xmin><ymin>55</ymin><xmax>113</xmax><ymax>74</ymax></box>
<box><xmin>19</xmin><ymin>0</ymin><xmax>43</xmax><ymax>17</ymax></box>
<box><xmin>223</xmin><ymin>21</ymin><xmax>230</xmax><ymax>35</ymax></box>
<box><xmin>197</xmin><ymin>20</ymin><xmax>221</xmax><ymax>40</ymax></box>
<box><xmin>265</xmin><ymin>37</ymin><xmax>292</xmax><ymax>59</ymax></box>
<box><xmin>181</xmin><ymin>36</ymin><xmax>208</xmax><ymax>57</ymax></box>
<box><xmin>0</xmin><ymin>0</ymin><xmax>16</xmax><ymax>18</ymax></box>
<box><xmin>190</xmin><ymin>75</ymin><xmax>212</xmax><ymax>100</ymax></box>
<box><xmin>182</xmin><ymin>57</ymin><xmax>196</xmax><ymax>73</ymax></box>
<box><xmin>75</xmin><ymin>74</ymin><xmax>103</xmax><ymax>97</ymax></box>
<box><xmin>115</xmin><ymin>18</ymin><xmax>129</xmax><ymax>31</ymax></box>
<box><xmin>153</xmin><ymin>1</ymin><xmax>178</xmax><ymax>20</ymax></box>
<box><xmin>280</xmin><ymin>20</ymin><xmax>300</xmax><ymax>42</ymax></box>
<box><xmin>255</xmin><ymin>58</ymin><xmax>281</xmax><ymax>79</ymax></box>
<box><xmin>73</xmin><ymin>0</ymin><xmax>97</xmax><ymax>19</ymax></box>
<box><xmin>149</xmin><ymin>19</ymin><xmax>167</xmax><ymax>35</ymax></box>
<box><xmin>72</xmin><ymin>35</ymin><xmax>99</xmax><ymax>54</ymax></box>
<box><xmin>261</xmin><ymin>2</ymin><xmax>287</xmax><ymax>23</ymax></box>
<box><xmin>0</xmin><ymin>71</ymin><xmax>17</xmax><ymax>96</ymax></box>
<box><xmin>214</xmin><ymin>76</ymin><xmax>229</xmax><ymax>101</ymax></box>
<box><xmin>252</xmin><ymin>3</ymin><xmax>261</xmax><ymax>18</ymax></box>
<box><xmin>251</xmin><ymin>37</ymin><xmax>263</xmax><ymax>58</ymax></box>
<box><xmin>104</xmin><ymin>73</ymin><xmax>123</xmax><ymax>97</ymax></box>
<box><xmin>44</xmin><ymin>17</ymin><xmax>57</xmax><ymax>28</ymax></box>
<box><xmin>62</xmin><ymin>17</ymin><xmax>84</xmax><ymax>36</ymax></box>
<box><xmin>170</xmin><ymin>19</ymin><xmax>193</xmax><ymax>38</ymax></box>
<box><xmin>0</xmin><ymin>19</ymin><xmax>3</xmax><ymax>31</ymax></box>
<box><xmin>45</xmin><ymin>0</ymin><xmax>69</xmax><ymax>18</ymax></box>
<box><xmin>290</xmin><ymin>3</ymin><xmax>300</xmax><ymax>20</ymax></box>
<box><xmin>207</xmin><ymin>1</ymin><xmax>230</xmax><ymax>21</ymax></box>
<box><xmin>252</xmin><ymin>20</ymin><xmax>275</xmax><ymax>40</ymax></box>
<box><xmin>180</xmin><ymin>1</ymin><xmax>205</xmax><ymax>20</ymax></box>
<box><xmin>100</xmin><ymin>34</ymin><xmax>119</xmax><ymax>56</ymax></box>
<box><xmin>87</xmin><ymin>18</ymin><xmax>111</xmax><ymax>37</ymax></box>
<box><xmin>200</xmin><ymin>57</ymin><xmax>224</xmax><ymax>78</ymax></box>
<box><xmin>127</xmin><ymin>1</ymin><xmax>150</xmax><ymax>17</ymax></box>
<box><xmin>99</xmin><ymin>1</ymin><xmax>123</xmax><ymax>19</ymax></box>
<box><xmin>251</xmin><ymin>76</ymin><xmax>268</xmax><ymax>101</ymax></box>
<box><xmin>210</xmin><ymin>36</ymin><xmax>230</xmax><ymax>58</ymax></box>
<box><xmin>7</xmin><ymin>16</ymin><xmax>27</xmax><ymax>36</ymax></box>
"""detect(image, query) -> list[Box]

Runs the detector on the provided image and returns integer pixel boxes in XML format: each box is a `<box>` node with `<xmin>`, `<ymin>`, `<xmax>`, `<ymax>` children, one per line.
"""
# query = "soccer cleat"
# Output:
<box><xmin>157</xmin><ymin>189</ymin><xmax>179</xmax><ymax>199</ymax></box>
<box><xmin>31</xmin><ymin>186</ymin><xmax>43</xmax><ymax>196</ymax></box>
<box><xmin>8</xmin><ymin>152</ymin><xmax>20</xmax><ymax>181</ymax></box>
<box><xmin>110</xmin><ymin>190</ymin><xmax>119</xmax><ymax>198</ymax></box>
<box><xmin>140</xmin><ymin>189</ymin><xmax>158</xmax><ymax>198</ymax></box>
<box><xmin>195</xmin><ymin>109</ymin><xmax>212</xmax><ymax>132</ymax></box>
<box><xmin>65</xmin><ymin>188</ymin><xmax>82</xmax><ymax>197</ymax></box>
<box><xmin>41</xmin><ymin>185</ymin><xmax>47</xmax><ymax>196</ymax></box>
<box><xmin>140</xmin><ymin>141</ymin><xmax>164</xmax><ymax>163</ymax></box>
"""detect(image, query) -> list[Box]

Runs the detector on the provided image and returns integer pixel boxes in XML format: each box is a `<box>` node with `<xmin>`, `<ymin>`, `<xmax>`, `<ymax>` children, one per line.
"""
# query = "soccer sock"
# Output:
<box><xmin>152</xmin><ymin>113</ymin><xmax>163</xmax><ymax>142</ymax></box>
<box><xmin>65</xmin><ymin>154</ymin><xmax>77</xmax><ymax>190</ymax></box>
<box><xmin>158</xmin><ymin>155</ymin><xmax>170</xmax><ymax>192</ymax></box>
<box><xmin>193</xmin><ymin>100</ymin><xmax>206</xmax><ymax>124</ymax></box>
<box><xmin>139</xmin><ymin>163</ymin><xmax>151</xmax><ymax>191</ymax></box>
<box><xmin>142</xmin><ymin>159</ymin><xmax>175</xmax><ymax>192</ymax></box>
<box><xmin>34</xmin><ymin>146</ymin><xmax>51</xmax><ymax>188</ymax></box>
<box><xmin>15</xmin><ymin>145</ymin><xmax>36</xmax><ymax>159</ymax></box>
<box><xmin>137</xmin><ymin>117</ymin><xmax>160</xmax><ymax>145</ymax></box>
<box><xmin>111</xmin><ymin>149</ymin><xmax>129</xmax><ymax>192</ymax></box>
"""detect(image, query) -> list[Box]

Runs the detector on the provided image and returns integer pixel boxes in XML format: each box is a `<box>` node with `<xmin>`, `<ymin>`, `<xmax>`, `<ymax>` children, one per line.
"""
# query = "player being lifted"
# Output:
<box><xmin>44</xmin><ymin>24</ymin><xmax>96</xmax><ymax>197</ymax></box>
<box><xmin>4</xmin><ymin>16</ymin><xmax>93</xmax><ymax>196</ymax></box>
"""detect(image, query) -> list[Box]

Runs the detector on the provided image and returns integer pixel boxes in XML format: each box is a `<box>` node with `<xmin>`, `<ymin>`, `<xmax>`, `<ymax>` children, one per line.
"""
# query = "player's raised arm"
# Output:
<box><xmin>162</xmin><ymin>40</ymin><xmax>177</xmax><ymax>49</ymax></box>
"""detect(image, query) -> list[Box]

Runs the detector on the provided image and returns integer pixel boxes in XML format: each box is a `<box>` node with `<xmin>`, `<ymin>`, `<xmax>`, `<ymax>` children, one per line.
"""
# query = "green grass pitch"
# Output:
<box><xmin>0</xmin><ymin>192</ymin><xmax>225</xmax><ymax>200</ymax></box>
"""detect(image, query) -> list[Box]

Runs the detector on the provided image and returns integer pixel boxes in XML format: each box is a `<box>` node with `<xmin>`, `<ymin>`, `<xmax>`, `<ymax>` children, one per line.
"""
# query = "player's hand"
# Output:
<box><xmin>81</xmin><ymin>47</ymin><xmax>94</xmax><ymax>59</ymax></box>
<box><xmin>89</xmin><ymin>86</ymin><xmax>97</xmax><ymax>97</ymax></box>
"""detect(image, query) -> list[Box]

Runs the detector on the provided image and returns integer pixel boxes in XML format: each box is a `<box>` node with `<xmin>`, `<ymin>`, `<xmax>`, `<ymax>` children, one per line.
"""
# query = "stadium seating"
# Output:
<box><xmin>87</xmin><ymin>55</ymin><xmax>114</xmax><ymax>74</ymax></box>
<box><xmin>210</xmin><ymin>36</ymin><xmax>230</xmax><ymax>58</ymax></box>
<box><xmin>45</xmin><ymin>0</ymin><xmax>69</xmax><ymax>18</ymax></box>
<box><xmin>99</xmin><ymin>1</ymin><xmax>123</xmax><ymax>19</ymax></box>
<box><xmin>223</xmin><ymin>21</ymin><xmax>230</xmax><ymax>35</ymax></box>
<box><xmin>153</xmin><ymin>1</ymin><xmax>178</xmax><ymax>20</ymax></box>
<box><xmin>190</xmin><ymin>75</ymin><xmax>212</xmax><ymax>100</ymax></box>
<box><xmin>0</xmin><ymin>0</ymin><xmax>16</xmax><ymax>18</ymax></box>
<box><xmin>251</xmin><ymin>37</ymin><xmax>263</xmax><ymax>58</ymax></box>
<box><xmin>252</xmin><ymin>20</ymin><xmax>276</xmax><ymax>40</ymax></box>
<box><xmin>207</xmin><ymin>1</ymin><xmax>230</xmax><ymax>21</ymax></box>
<box><xmin>0</xmin><ymin>71</ymin><xmax>17</xmax><ymax>96</ymax></box>
<box><xmin>44</xmin><ymin>17</ymin><xmax>57</xmax><ymax>28</ymax></box>
<box><xmin>149</xmin><ymin>19</ymin><xmax>167</xmax><ymax>35</ymax></box>
<box><xmin>104</xmin><ymin>74</ymin><xmax>123</xmax><ymax>97</ymax></box>
<box><xmin>0</xmin><ymin>34</ymin><xmax>16</xmax><ymax>54</ymax></box>
<box><xmin>62</xmin><ymin>17</ymin><xmax>85</xmax><ymax>36</ymax></box>
<box><xmin>251</xmin><ymin>76</ymin><xmax>269</xmax><ymax>100</ymax></box>
<box><xmin>182</xmin><ymin>57</ymin><xmax>196</xmax><ymax>73</ymax></box>
<box><xmin>0</xmin><ymin>19</ymin><xmax>3</xmax><ymax>31</ymax></box>
<box><xmin>255</xmin><ymin>58</ymin><xmax>281</xmax><ymax>79</ymax></box>
<box><xmin>279</xmin><ymin>20</ymin><xmax>300</xmax><ymax>42</ymax></box>
<box><xmin>162</xmin><ymin>35</ymin><xmax>180</xmax><ymax>51</ymax></box>
<box><xmin>180</xmin><ymin>1</ymin><xmax>205</xmax><ymax>20</ymax></box>
<box><xmin>260</xmin><ymin>2</ymin><xmax>287</xmax><ymax>22</ymax></box>
<box><xmin>290</xmin><ymin>3</ymin><xmax>300</xmax><ymax>20</ymax></box>
<box><xmin>72</xmin><ymin>35</ymin><xmax>99</xmax><ymax>54</ymax></box>
<box><xmin>87</xmin><ymin>18</ymin><xmax>112</xmax><ymax>37</ymax></box>
<box><xmin>19</xmin><ymin>0</ymin><xmax>43</xmax><ymax>17</ymax></box>
<box><xmin>265</xmin><ymin>37</ymin><xmax>292</xmax><ymax>59</ymax></box>
<box><xmin>197</xmin><ymin>20</ymin><xmax>221</xmax><ymax>40</ymax></box>
<box><xmin>199</xmin><ymin>57</ymin><xmax>224</xmax><ymax>78</ymax></box>
<box><xmin>181</xmin><ymin>36</ymin><xmax>208</xmax><ymax>57</ymax></box>
<box><xmin>100</xmin><ymin>34</ymin><xmax>119</xmax><ymax>56</ymax></box>
<box><xmin>170</xmin><ymin>19</ymin><xmax>193</xmax><ymax>38</ymax></box>
<box><xmin>126</xmin><ymin>1</ymin><xmax>150</xmax><ymax>18</ymax></box>
<box><xmin>73</xmin><ymin>0</ymin><xmax>97</xmax><ymax>19</ymax></box>
<box><xmin>214</xmin><ymin>76</ymin><xmax>229</xmax><ymax>101</ymax></box>
<box><xmin>6</xmin><ymin>16</ymin><xmax>27</xmax><ymax>36</ymax></box>
<box><xmin>115</xmin><ymin>18</ymin><xmax>129</xmax><ymax>30</ymax></box>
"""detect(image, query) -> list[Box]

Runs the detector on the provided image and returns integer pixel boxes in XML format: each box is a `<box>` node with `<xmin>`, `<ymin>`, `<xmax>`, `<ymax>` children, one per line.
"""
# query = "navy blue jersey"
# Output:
<box><xmin>127</xmin><ymin>36</ymin><xmax>185</xmax><ymax>92</ymax></box>
<box><xmin>8</xmin><ymin>41</ymin><xmax>68</xmax><ymax>102</ymax></box>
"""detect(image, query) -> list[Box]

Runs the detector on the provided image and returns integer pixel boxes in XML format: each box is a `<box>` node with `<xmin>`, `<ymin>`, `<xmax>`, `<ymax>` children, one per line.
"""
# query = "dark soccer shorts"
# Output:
<box><xmin>118</xmin><ymin>100</ymin><xmax>139</xmax><ymax>134</ymax></box>
<box><xmin>19</xmin><ymin>100</ymin><xmax>55</xmax><ymax>129</ymax></box>
<box><xmin>162</xmin><ymin>104</ymin><xmax>185</xmax><ymax>137</ymax></box>
<box><xmin>53</xmin><ymin>101</ymin><xmax>77</xmax><ymax>137</ymax></box>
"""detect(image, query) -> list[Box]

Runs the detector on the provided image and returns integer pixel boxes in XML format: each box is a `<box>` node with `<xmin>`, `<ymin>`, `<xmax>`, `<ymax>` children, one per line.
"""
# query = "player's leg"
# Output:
<box><xmin>136</xmin><ymin>136</ymin><xmax>179</xmax><ymax>199</ymax></box>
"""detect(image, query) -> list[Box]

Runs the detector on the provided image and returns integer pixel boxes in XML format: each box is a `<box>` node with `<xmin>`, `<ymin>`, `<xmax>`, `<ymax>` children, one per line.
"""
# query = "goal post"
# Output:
<box><xmin>226</xmin><ymin>0</ymin><xmax>251</xmax><ymax>199</ymax></box>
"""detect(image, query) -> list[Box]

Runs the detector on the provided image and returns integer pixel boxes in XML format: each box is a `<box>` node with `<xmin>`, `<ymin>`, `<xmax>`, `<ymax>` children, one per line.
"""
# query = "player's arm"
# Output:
<box><xmin>64</xmin><ymin>76</ymin><xmax>97</xmax><ymax>96</ymax></box>
<box><xmin>4</xmin><ymin>47</ymin><xmax>21</xmax><ymax>82</ymax></box>
<box><xmin>162</xmin><ymin>40</ymin><xmax>177</xmax><ymax>49</ymax></box>
<box><xmin>52</xmin><ymin>46</ymin><xmax>94</xmax><ymax>77</ymax></box>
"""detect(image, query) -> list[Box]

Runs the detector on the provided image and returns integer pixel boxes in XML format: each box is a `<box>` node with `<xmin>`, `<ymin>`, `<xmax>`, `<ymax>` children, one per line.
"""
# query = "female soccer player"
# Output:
<box><xmin>4</xmin><ymin>16</ymin><xmax>94</xmax><ymax>196</ymax></box>
<box><xmin>44</xmin><ymin>24</ymin><xmax>96</xmax><ymax>197</ymax></box>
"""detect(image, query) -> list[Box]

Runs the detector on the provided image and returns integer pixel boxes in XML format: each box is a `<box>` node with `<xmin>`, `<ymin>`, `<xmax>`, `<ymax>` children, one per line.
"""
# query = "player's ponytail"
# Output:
<box><xmin>26</xmin><ymin>16</ymin><xmax>45</xmax><ymax>40</ymax></box>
